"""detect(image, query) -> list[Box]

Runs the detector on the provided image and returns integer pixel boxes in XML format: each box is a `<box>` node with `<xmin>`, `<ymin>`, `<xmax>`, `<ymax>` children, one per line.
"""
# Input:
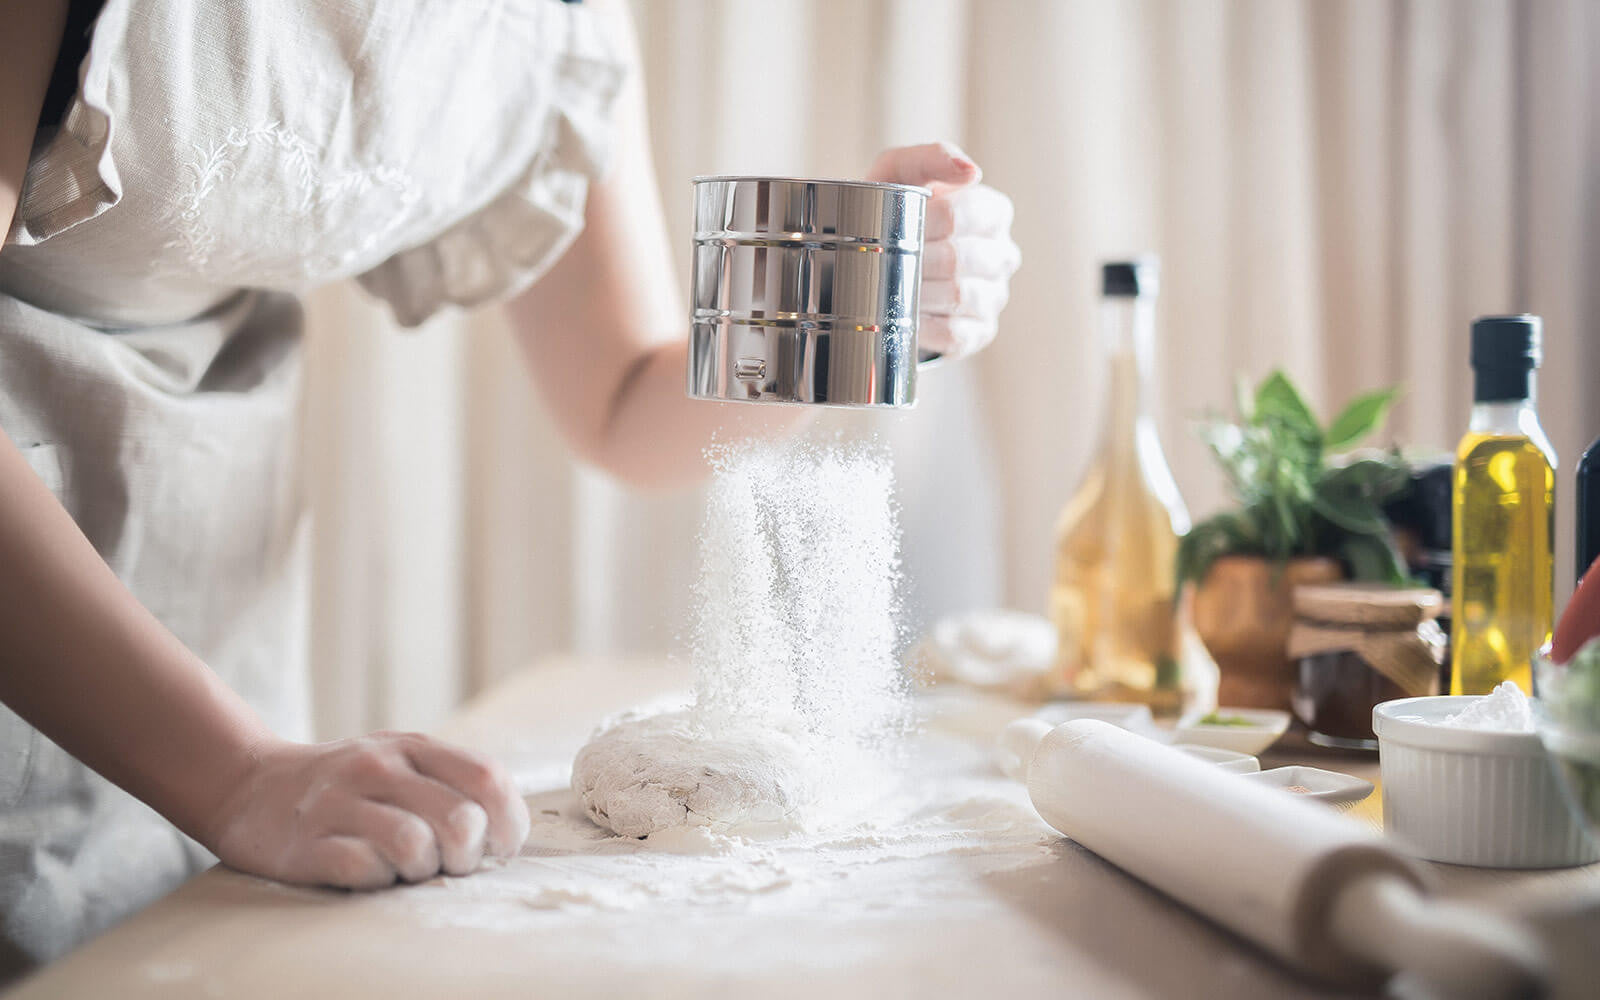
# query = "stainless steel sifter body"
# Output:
<box><xmin>687</xmin><ymin>176</ymin><xmax>932</xmax><ymax>408</ymax></box>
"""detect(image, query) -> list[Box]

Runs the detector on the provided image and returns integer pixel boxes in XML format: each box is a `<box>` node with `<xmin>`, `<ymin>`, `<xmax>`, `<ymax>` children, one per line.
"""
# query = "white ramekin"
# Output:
<box><xmin>1373</xmin><ymin>696</ymin><xmax>1599</xmax><ymax>868</ymax></box>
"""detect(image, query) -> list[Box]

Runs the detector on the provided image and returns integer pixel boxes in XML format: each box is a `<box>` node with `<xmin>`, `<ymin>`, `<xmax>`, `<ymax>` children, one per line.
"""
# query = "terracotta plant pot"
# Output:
<box><xmin>1191</xmin><ymin>555</ymin><xmax>1345</xmax><ymax>710</ymax></box>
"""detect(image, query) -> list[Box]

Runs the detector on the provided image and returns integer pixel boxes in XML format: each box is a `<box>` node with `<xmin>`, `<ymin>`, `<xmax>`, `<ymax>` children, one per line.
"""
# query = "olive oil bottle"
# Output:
<box><xmin>1451</xmin><ymin>315</ymin><xmax>1556</xmax><ymax>696</ymax></box>
<box><xmin>1051</xmin><ymin>258</ymin><xmax>1191</xmax><ymax>713</ymax></box>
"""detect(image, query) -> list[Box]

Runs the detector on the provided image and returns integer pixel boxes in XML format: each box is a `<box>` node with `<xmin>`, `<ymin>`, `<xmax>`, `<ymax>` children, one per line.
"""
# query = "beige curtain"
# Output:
<box><xmin>301</xmin><ymin>0</ymin><xmax>1600</xmax><ymax>739</ymax></box>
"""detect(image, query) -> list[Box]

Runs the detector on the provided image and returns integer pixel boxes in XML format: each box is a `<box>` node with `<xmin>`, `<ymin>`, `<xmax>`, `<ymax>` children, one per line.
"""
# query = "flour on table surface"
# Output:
<box><xmin>394</xmin><ymin>712</ymin><xmax>1056</xmax><ymax>936</ymax></box>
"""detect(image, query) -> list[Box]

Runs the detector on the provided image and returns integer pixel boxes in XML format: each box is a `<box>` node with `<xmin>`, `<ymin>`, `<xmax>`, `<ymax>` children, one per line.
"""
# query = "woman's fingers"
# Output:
<box><xmin>304</xmin><ymin>834</ymin><xmax>397</xmax><ymax>891</ymax></box>
<box><xmin>359</xmin><ymin>765</ymin><xmax>488</xmax><ymax>877</ymax></box>
<box><xmin>920</xmin><ymin>183</ymin><xmax>1017</xmax><ymax>360</ymax></box>
<box><xmin>922</xmin><ymin>236</ymin><xmax>1023</xmax><ymax>282</ymax></box>
<box><xmin>918</xmin><ymin>314</ymin><xmax>999</xmax><ymax>359</ymax></box>
<box><xmin>925</xmin><ymin>184</ymin><xmax>1014</xmax><ymax>241</ymax></box>
<box><xmin>339</xmin><ymin>800</ymin><xmax>443</xmax><ymax>883</ymax></box>
<box><xmin>920</xmin><ymin>277</ymin><xmax>1011</xmax><ymax>319</ymax></box>
<box><xmin>866</xmin><ymin>141</ymin><xmax>981</xmax><ymax>190</ymax></box>
<box><xmin>403</xmin><ymin>739</ymin><xmax>530</xmax><ymax>858</ymax></box>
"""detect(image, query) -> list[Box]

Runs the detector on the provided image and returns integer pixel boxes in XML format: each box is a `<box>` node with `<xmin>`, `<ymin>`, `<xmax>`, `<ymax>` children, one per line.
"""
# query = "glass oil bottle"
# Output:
<box><xmin>1451</xmin><ymin>315</ymin><xmax>1556</xmax><ymax>696</ymax></box>
<box><xmin>1578</xmin><ymin>435</ymin><xmax>1598</xmax><ymax>580</ymax></box>
<box><xmin>1050</xmin><ymin>258</ymin><xmax>1191</xmax><ymax>713</ymax></box>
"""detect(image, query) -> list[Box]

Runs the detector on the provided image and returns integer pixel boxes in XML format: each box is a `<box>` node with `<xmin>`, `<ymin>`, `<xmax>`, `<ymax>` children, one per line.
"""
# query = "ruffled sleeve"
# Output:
<box><xmin>6</xmin><ymin>0</ymin><xmax>127</xmax><ymax>247</ymax></box>
<box><xmin>356</xmin><ymin>6</ymin><xmax>626</xmax><ymax>329</ymax></box>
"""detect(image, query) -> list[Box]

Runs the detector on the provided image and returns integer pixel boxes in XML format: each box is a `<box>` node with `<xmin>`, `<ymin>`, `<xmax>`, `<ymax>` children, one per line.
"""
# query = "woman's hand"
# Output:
<box><xmin>206</xmin><ymin>733</ymin><xmax>530</xmax><ymax>889</ymax></box>
<box><xmin>866</xmin><ymin>142</ymin><xmax>1021</xmax><ymax>359</ymax></box>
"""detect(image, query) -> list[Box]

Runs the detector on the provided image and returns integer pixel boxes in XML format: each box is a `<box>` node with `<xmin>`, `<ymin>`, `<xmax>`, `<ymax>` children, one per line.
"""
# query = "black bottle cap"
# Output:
<box><xmin>1103</xmin><ymin>257</ymin><xmax>1159</xmax><ymax>298</ymax></box>
<box><xmin>1470</xmin><ymin>314</ymin><xmax>1541</xmax><ymax>401</ymax></box>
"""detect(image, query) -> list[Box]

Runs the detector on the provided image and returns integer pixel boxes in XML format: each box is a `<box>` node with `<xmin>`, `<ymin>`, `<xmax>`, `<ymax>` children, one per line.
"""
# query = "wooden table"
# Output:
<box><xmin>7</xmin><ymin>658</ymin><xmax>1599</xmax><ymax>1000</ymax></box>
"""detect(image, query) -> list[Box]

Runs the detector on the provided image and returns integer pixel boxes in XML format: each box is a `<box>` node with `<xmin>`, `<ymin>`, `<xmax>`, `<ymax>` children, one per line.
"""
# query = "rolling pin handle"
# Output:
<box><xmin>1328</xmin><ymin>873</ymin><xmax>1548</xmax><ymax>1000</ymax></box>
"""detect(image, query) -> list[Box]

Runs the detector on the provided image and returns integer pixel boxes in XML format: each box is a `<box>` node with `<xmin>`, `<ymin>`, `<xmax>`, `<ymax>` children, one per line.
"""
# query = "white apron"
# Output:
<box><xmin>0</xmin><ymin>0</ymin><xmax>621</xmax><ymax>975</ymax></box>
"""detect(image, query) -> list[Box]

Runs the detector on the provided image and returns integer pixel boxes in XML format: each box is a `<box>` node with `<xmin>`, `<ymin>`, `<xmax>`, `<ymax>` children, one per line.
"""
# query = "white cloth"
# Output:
<box><xmin>0</xmin><ymin>0</ymin><xmax>623</xmax><ymax>976</ymax></box>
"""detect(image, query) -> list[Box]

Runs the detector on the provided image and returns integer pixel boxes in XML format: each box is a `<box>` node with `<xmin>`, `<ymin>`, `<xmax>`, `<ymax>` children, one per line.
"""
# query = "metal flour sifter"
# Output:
<box><xmin>686</xmin><ymin>176</ymin><xmax>938</xmax><ymax>408</ymax></box>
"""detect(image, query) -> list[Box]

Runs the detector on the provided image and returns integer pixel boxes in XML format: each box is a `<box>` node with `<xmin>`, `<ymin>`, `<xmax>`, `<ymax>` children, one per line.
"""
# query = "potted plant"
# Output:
<box><xmin>1178</xmin><ymin>372</ymin><xmax>1410</xmax><ymax>709</ymax></box>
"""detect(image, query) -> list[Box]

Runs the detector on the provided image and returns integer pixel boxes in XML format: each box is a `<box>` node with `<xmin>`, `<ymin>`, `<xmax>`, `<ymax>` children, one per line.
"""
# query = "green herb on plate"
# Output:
<box><xmin>1197</xmin><ymin>712</ymin><xmax>1257</xmax><ymax>727</ymax></box>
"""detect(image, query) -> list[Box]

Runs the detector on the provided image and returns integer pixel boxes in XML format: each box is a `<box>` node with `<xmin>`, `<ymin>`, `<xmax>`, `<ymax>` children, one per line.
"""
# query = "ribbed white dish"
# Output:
<box><xmin>1374</xmin><ymin>696</ymin><xmax>1600</xmax><ymax>868</ymax></box>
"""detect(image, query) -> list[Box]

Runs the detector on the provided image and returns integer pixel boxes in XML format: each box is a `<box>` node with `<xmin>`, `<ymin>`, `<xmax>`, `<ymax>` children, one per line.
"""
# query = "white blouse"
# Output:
<box><xmin>2</xmin><ymin>0</ymin><xmax>625</xmax><ymax>328</ymax></box>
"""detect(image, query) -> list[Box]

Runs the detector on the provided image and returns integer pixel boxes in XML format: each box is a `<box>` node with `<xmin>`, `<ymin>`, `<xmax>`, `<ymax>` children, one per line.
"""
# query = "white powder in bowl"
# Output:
<box><xmin>1440</xmin><ymin>680</ymin><xmax>1535</xmax><ymax>732</ymax></box>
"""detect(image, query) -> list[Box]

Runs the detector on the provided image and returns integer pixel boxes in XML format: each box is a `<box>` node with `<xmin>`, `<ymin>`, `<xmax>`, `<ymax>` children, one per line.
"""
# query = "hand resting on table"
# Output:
<box><xmin>206</xmin><ymin>733</ymin><xmax>530</xmax><ymax>889</ymax></box>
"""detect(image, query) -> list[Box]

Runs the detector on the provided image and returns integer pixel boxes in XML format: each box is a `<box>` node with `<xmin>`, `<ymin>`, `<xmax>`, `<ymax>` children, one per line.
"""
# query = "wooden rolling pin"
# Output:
<box><xmin>999</xmin><ymin>719</ymin><xmax>1547</xmax><ymax>998</ymax></box>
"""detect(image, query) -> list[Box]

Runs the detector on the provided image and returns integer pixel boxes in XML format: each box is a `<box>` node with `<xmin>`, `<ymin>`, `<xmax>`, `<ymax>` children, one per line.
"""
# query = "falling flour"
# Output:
<box><xmin>572</xmin><ymin>439</ymin><xmax>909</xmax><ymax>837</ymax></box>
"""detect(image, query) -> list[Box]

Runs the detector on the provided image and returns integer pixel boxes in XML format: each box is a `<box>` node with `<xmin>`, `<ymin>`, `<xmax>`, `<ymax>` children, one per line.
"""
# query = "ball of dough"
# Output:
<box><xmin>571</xmin><ymin>711</ymin><xmax>813</xmax><ymax>838</ymax></box>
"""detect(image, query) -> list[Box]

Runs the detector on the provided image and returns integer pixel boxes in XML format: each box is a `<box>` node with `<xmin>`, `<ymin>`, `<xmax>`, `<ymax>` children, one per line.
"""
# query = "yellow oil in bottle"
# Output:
<box><xmin>1451</xmin><ymin>433</ymin><xmax>1554</xmax><ymax>695</ymax></box>
<box><xmin>1450</xmin><ymin>315</ymin><xmax>1556</xmax><ymax>697</ymax></box>
<box><xmin>1051</xmin><ymin>259</ymin><xmax>1189</xmax><ymax>714</ymax></box>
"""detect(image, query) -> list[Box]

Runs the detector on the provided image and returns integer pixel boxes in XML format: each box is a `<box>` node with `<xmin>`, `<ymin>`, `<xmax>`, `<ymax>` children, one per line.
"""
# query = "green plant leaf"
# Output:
<box><xmin>1253</xmin><ymin>371</ymin><xmax>1321</xmax><ymax>441</ymax></box>
<box><xmin>1312</xmin><ymin>492</ymin><xmax>1390</xmax><ymax>535</ymax></box>
<box><xmin>1312</xmin><ymin>458</ymin><xmax>1410</xmax><ymax>534</ymax></box>
<box><xmin>1176</xmin><ymin>513</ymin><xmax>1261</xmax><ymax>588</ymax></box>
<box><xmin>1318</xmin><ymin>458</ymin><xmax>1411</xmax><ymax>504</ymax></box>
<box><xmin>1192</xmin><ymin>372</ymin><xmax>1411</xmax><ymax>582</ymax></box>
<box><xmin>1270</xmin><ymin>491</ymin><xmax>1301</xmax><ymax>557</ymax></box>
<box><xmin>1198</xmin><ymin>419</ymin><xmax>1258</xmax><ymax>496</ymax></box>
<box><xmin>1324</xmin><ymin>387</ymin><xmax>1400</xmax><ymax>452</ymax></box>
<box><xmin>1336</xmin><ymin>531</ymin><xmax>1410</xmax><ymax>585</ymax></box>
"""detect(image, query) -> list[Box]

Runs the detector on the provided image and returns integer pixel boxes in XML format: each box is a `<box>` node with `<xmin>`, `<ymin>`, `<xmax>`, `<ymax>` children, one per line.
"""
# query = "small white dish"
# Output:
<box><xmin>1173</xmin><ymin>707</ymin><xmax>1291</xmax><ymax>755</ymax></box>
<box><xmin>1173</xmin><ymin>744</ymin><xmax>1260</xmax><ymax>773</ymax></box>
<box><xmin>1240</xmin><ymin>765</ymin><xmax>1373</xmax><ymax>808</ymax></box>
<box><xmin>1035</xmin><ymin>701</ymin><xmax>1155</xmax><ymax>734</ymax></box>
<box><xmin>1374</xmin><ymin>696</ymin><xmax>1599</xmax><ymax>868</ymax></box>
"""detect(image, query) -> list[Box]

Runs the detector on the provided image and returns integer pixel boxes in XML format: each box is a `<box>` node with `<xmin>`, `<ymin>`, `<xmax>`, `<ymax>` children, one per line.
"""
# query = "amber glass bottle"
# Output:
<box><xmin>1050</xmin><ymin>258</ymin><xmax>1190</xmax><ymax>713</ymax></box>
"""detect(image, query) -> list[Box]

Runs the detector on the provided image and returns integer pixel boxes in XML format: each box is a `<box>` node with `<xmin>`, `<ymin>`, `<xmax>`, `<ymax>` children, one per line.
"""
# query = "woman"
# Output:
<box><xmin>0</xmin><ymin>0</ymin><xmax>1020</xmax><ymax>974</ymax></box>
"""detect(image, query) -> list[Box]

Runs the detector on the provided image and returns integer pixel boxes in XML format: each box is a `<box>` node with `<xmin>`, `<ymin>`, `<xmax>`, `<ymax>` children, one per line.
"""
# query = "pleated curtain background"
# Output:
<box><xmin>301</xmin><ymin>0</ymin><xmax>1600</xmax><ymax>740</ymax></box>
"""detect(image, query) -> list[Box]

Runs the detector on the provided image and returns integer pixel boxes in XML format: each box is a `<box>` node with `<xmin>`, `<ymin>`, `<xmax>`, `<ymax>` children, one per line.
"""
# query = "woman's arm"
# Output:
<box><xmin>0</xmin><ymin>432</ymin><xmax>272</xmax><ymax>838</ymax></box>
<box><xmin>504</xmin><ymin>0</ymin><xmax>797</xmax><ymax>490</ymax></box>
<box><xmin>508</xmin><ymin>1</ymin><xmax>1019</xmax><ymax>489</ymax></box>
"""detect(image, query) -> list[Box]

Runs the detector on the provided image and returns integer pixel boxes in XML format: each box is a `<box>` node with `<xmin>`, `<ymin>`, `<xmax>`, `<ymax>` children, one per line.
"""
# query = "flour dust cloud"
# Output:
<box><xmin>691</xmin><ymin>438</ymin><xmax>909</xmax><ymax>749</ymax></box>
<box><xmin>572</xmin><ymin>437</ymin><xmax>910</xmax><ymax>837</ymax></box>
